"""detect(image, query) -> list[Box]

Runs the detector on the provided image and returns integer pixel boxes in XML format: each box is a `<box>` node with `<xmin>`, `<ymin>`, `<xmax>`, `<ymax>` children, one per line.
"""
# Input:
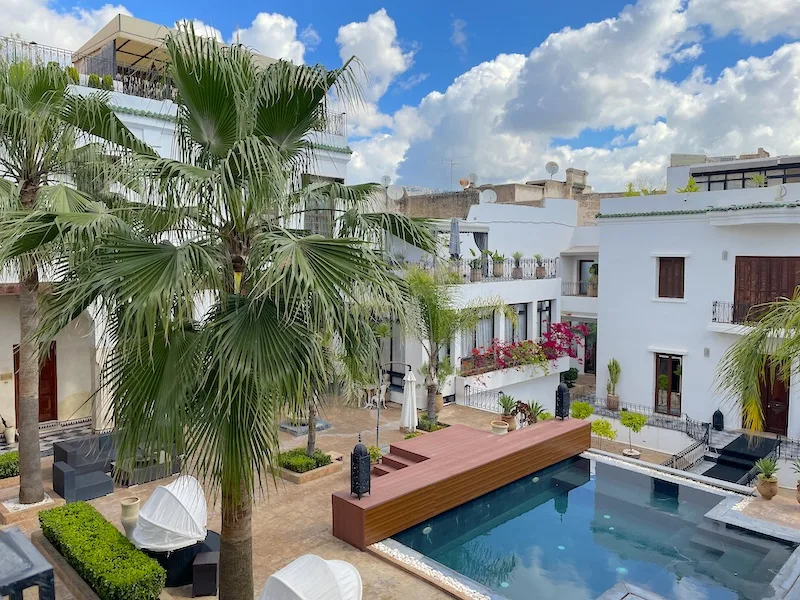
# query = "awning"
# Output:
<box><xmin>561</xmin><ymin>245</ymin><xmax>598</xmax><ymax>256</ymax></box>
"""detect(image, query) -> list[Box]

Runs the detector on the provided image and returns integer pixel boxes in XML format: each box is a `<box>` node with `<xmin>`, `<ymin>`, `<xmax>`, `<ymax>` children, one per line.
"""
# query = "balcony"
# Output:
<box><xmin>403</xmin><ymin>257</ymin><xmax>558</xmax><ymax>284</ymax></box>
<box><xmin>561</xmin><ymin>281</ymin><xmax>598</xmax><ymax>318</ymax></box>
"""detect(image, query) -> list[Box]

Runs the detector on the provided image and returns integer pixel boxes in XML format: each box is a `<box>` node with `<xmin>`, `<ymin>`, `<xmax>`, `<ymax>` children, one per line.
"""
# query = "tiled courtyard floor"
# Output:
<box><xmin>7</xmin><ymin>401</ymin><xmax>800</xmax><ymax>599</ymax></box>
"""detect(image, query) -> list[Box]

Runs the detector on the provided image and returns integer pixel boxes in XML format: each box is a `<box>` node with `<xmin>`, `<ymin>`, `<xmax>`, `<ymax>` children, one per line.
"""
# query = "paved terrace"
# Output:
<box><xmin>5</xmin><ymin>402</ymin><xmax>800</xmax><ymax>599</ymax></box>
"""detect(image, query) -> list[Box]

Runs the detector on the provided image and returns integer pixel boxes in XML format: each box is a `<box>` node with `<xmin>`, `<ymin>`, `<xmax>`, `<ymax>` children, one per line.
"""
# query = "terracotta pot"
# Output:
<box><xmin>120</xmin><ymin>496</ymin><xmax>140</xmax><ymax>539</ymax></box>
<box><xmin>492</xmin><ymin>263</ymin><xmax>504</xmax><ymax>278</ymax></box>
<box><xmin>535</xmin><ymin>266</ymin><xmax>546</xmax><ymax>279</ymax></box>
<box><xmin>470</xmin><ymin>268</ymin><xmax>483</xmax><ymax>282</ymax></box>
<box><xmin>491</xmin><ymin>421</ymin><xmax>509</xmax><ymax>435</ymax></box>
<box><xmin>757</xmin><ymin>477</ymin><xmax>778</xmax><ymax>500</ymax></box>
<box><xmin>512</xmin><ymin>266</ymin><xmax>523</xmax><ymax>279</ymax></box>
<box><xmin>606</xmin><ymin>394</ymin><xmax>619</xmax><ymax>411</ymax></box>
<box><xmin>435</xmin><ymin>393</ymin><xmax>444</xmax><ymax>413</ymax></box>
<box><xmin>3</xmin><ymin>427</ymin><xmax>16</xmax><ymax>445</ymax></box>
<box><xmin>501</xmin><ymin>414</ymin><xmax>517</xmax><ymax>431</ymax></box>
<box><xmin>622</xmin><ymin>448</ymin><xmax>641</xmax><ymax>459</ymax></box>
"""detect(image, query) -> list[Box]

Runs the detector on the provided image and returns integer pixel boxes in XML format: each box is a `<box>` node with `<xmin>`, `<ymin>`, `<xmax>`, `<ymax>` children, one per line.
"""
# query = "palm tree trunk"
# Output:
<box><xmin>426</xmin><ymin>383</ymin><xmax>437</xmax><ymax>421</ymax></box>
<box><xmin>426</xmin><ymin>344</ymin><xmax>438</xmax><ymax>421</ymax></box>
<box><xmin>306</xmin><ymin>398</ymin><xmax>317</xmax><ymax>456</ymax></box>
<box><xmin>18</xmin><ymin>266</ymin><xmax>44</xmax><ymax>504</ymax></box>
<box><xmin>219</xmin><ymin>483</ymin><xmax>254</xmax><ymax>600</ymax></box>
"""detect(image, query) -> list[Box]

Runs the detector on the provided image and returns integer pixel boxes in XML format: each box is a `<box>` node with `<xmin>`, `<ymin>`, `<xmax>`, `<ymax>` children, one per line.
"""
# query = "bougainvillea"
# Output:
<box><xmin>540</xmin><ymin>322</ymin><xmax>589</xmax><ymax>361</ymax></box>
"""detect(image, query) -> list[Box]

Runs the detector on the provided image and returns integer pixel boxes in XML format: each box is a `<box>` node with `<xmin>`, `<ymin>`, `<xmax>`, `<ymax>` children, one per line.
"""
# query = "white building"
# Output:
<box><xmin>0</xmin><ymin>17</ymin><xmax>351</xmax><ymax>432</ymax></box>
<box><xmin>596</xmin><ymin>154</ymin><xmax>800</xmax><ymax>440</ymax></box>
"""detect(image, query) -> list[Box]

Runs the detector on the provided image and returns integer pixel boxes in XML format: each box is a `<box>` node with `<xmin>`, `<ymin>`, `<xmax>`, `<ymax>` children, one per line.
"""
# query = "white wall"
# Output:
<box><xmin>597</xmin><ymin>184</ymin><xmax>800</xmax><ymax>437</ymax></box>
<box><xmin>587</xmin><ymin>414</ymin><xmax>695</xmax><ymax>454</ymax></box>
<box><xmin>666</xmin><ymin>165</ymin><xmax>691</xmax><ymax>192</ymax></box>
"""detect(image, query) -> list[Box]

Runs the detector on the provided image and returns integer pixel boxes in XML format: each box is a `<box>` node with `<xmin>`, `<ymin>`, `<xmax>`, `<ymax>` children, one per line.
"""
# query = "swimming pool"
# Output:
<box><xmin>392</xmin><ymin>456</ymin><xmax>797</xmax><ymax>599</ymax></box>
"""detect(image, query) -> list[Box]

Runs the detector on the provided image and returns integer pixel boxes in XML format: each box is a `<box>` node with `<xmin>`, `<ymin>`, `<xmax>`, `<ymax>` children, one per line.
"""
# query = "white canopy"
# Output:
<box><xmin>400</xmin><ymin>370</ymin><xmax>418</xmax><ymax>432</ymax></box>
<box><xmin>133</xmin><ymin>475</ymin><xmax>207</xmax><ymax>552</ymax></box>
<box><xmin>259</xmin><ymin>554</ymin><xmax>362</xmax><ymax>600</ymax></box>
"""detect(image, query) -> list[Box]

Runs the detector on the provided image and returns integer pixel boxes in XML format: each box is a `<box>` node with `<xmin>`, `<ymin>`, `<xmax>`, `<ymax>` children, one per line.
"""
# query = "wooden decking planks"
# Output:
<box><xmin>332</xmin><ymin>419</ymin><xmax>590</xmax><ymax>550</ymax></box>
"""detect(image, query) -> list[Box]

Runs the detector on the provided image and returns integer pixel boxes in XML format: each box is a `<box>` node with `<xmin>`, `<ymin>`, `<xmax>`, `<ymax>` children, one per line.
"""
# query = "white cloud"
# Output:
<box><xmin>178</xmin><ymin>19</ymin><xmax>223</xmax><ymax>42</ymax></box>
<box><xmin>687</xmin><ymin>0</ymin><xmax>800</xmax><ymax>43</ymax></box>
<box><xmin>347</xmin><ymin>0</ymin><xmax>800</xmax><ymax>194</ymax></box>
<box><xmin>300</xmin><ymin>24</ymin><xmax>321</xmax><ymax>52</ymax></box>
<box><xmin>397</xmin><ymin>72</ymin><xmax>429</xmax><ymax>90</ymax></box>
<box><xmin>450</xmin><ymin>18</ymin><xmax>467</xmax><ymax>53</ymax></box>
<box><xmin>0</xmin><ymin>0</ymin><xmax>131</xmax><ymax>50</ymax></box>
<box><xmin>232</xmin><ymin>12</ymin><xmax>306</xmax><ymax>63</ymax></box>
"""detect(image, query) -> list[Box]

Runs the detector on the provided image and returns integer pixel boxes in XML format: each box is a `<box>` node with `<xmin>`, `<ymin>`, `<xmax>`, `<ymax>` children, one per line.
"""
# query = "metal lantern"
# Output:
<box><xmin>555</xmin><ymin>382</ymin><xmax>570</xmax><ymax>420</ymax></box>
<box><xmin>712</xmin><ymin>409</ymin><xmax>724</xmax><ymax>432</ymax></box>
<box><xmin>351</xmin><ymin>436</ymin><xmax>371</xmax><ymax>499</ymax></box>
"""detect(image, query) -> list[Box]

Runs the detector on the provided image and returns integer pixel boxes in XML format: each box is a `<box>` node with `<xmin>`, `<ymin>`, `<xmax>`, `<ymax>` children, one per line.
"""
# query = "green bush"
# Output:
<box><xmin>404</xmin><ymin>432</ymin><xmax>422</xmax><ymax>439</ymax></box>
<box><xmin>561</xmin><ymin>367</ymin><xmax>579</xmax><ymax>388</ymax></box>
<box><xmin>101</xmin><ymin>74</ymin><xmax>114</xmax><ymax>90</ymax></box>
<box><xmin>65</xmin><ymin>66</ymin><xmax>79</xmax><ymax>84</ymax></box>
<box><xmin>418</xmin><ymin>414</ymin><xmax>449</xmax><ymax>432</ymax></box>
<box><xmin>570</xmin><ymin>401</ymin><xmax>594</xmax><ymax>420</ymax></box>
<box><xmin>87</xmin><ymin>73</ymin><xmax>101</xmax><ymax>89</ymax></box>
<box><xmin>367</xmin><ymin>445</ymin><xmax>382</xmax><ymax>464</ymax></box>
<box><xmin>279</xmin><ymin>448</ymin><xmax>331</xmax><ymax>473</ymax></box>
<box><xmin>0</xmin><ymin>451</ymin><xmax>19</xmax><ymax>478</ymax></box>
<box><xmin>539</xmin><ymin>411</ymin><xmax>553</xmax><ymax>421</ymax></box>
<box><xmin>39</xmin><ymin>503</ymin><xmax>165</xmax><ymax>600</ymax></box>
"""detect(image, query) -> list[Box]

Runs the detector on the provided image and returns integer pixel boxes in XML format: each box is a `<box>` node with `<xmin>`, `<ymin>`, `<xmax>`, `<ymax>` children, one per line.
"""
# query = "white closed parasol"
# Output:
<box><xmin>259</xmin><ymin>554</ymin><xmax>362</xmax><ymax>600</ymax></box>
<box><xmin>399</xmin><ymin>370</ymin><xmax>418</xmax><ymax>432</ymax></box>
<box><xmin>133</xmin><ymin>475</ymin><xmax>207</xmax><ymax>552</ymax></box>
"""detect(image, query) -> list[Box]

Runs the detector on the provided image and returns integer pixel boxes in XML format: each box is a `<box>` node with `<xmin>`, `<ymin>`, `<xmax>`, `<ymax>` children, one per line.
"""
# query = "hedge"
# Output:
<box><xmin>279</xmin><ymin>448</ymin><xmax>332</xmax><ymax>473</ymax></box>
<box><xmin>39</xmin><ymin>503</ymin><xmax>165</xmax><ymax>600</ymax></box>
<box><xmin>0</xmin><ymin>451</ymin><xmax>19</xmax><ymax>478</ymax></box>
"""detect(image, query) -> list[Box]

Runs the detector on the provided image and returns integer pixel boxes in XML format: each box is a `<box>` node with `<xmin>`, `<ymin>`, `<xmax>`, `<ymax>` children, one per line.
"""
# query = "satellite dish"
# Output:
<box><xmin>386</xmin><ymin>185</ymin><xmax>404</xmax><ymax>200</ymax></box>
<box><xmin>546</xmin><ymin>161</ymin><xmax>559</xmax><ymax>179</ymax></box>
<box><xmin>479</xmin><ymin>189</ymin><xmax>497</xmax><ymax>204</ymax></box>
<box><xmin>381</xmin><ymin>175</ymin><xmax>391</xmax><ymax>188</ymax></box>
<box><xmin>468</xmin><ymin>172</ymin><xmax>478</xmax><ymax>185</ymax></box>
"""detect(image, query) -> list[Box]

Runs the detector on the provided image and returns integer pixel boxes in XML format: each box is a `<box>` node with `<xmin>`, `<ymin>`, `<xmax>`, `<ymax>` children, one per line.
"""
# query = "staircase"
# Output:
<box><xmin>372</xmin><ymin>445</ymin><xmax>427</xmax><ymax>477</ymax></box>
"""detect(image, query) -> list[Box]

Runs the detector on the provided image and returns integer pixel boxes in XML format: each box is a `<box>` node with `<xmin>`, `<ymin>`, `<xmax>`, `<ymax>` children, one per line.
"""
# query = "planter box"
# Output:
<box><xmin>280</xmin><ymin>451</ymin><xmax>343</xmax><ymax>485</ymax></box>
<box><xmin>0</xmin><ymin>474</ymin><xmax>20</xmax><ymax>491</ymax></box>
<box><xmin>0</xmin><ymin>493</ymin><xmax>64</xmax><ymax>526</ymax></box>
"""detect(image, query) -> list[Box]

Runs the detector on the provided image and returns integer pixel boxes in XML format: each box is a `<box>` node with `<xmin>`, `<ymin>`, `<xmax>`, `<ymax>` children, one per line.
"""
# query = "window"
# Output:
<box><xmin>658</xmin><ymin>257</ymin><xmax>684</xmax><ymax>299</ymax></box>
<box><xmin>537</xmin><ymin>300</ymin><xmax>553</xmax><ymax>336</ymax></box>
<box><xmin>655</xmin><ymin>354</ymin><xmax>682</xmax><ymax>416</ymax></box>
<box><xmin>380</xmin><ymin>320</ymin><xmax>406</xmax><ymax>389</ymax></box>
<box><xmin>302</xmin><ymin>175</ymin><xmax>343</xmax><ymax>236</ymax></box>
<box><xmin>462</xmin><ymin>311</ymin><xmax>495</xmax><ymax>354</ymax></box>
<box><xmin>504</xmin><ymin>303</ymin><xmax>528</xmax><ymax>342</ymax></box>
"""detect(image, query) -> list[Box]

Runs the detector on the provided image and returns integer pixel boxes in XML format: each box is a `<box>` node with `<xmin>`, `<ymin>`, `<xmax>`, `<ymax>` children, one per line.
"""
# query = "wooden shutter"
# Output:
<box><xmin>658</xmin><ymin>257</ymin><xmax>684</xmax><ymax>298</ymax></box>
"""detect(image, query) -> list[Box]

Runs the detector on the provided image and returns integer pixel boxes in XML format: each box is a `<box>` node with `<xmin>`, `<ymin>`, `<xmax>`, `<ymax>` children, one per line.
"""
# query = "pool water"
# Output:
<box><xmin>393</xmin><ymin>457</ymin><xmax>796</xmax><ymax>599</ymax></box>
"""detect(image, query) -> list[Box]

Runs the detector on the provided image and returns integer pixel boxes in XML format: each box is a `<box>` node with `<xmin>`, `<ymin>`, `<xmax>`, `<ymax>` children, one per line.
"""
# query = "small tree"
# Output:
<box><xmin>591</xmin><ymin>418</ymin><xmax>617</xmax><ymax>450</ymax></box>
<box><xmin>623</xmin><ymin>182</ymin><xmax>640</xmax><ymax>197</ymax></box>
<box><xmin>676</xmin><ymin>177</ymin><xmax>700</xmax><ymax>193</ymax></box>
<box><xmin>620</xmin><ymin>411</ymin><xmax>647</xmax><ymax>451</ymax></box>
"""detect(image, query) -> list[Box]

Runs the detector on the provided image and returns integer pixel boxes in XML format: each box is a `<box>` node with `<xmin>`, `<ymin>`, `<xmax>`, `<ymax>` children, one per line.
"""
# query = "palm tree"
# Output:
<box><xmin>0</xmin><ymin>59</ymin><xmax>150</xmax><ymax>504</ymax></box>
<box><xmin>29</xmin><ymin>29</ymin><xmax>429</xmax><ymax>599</ymax></box>
<box><xmin>717</xmin><ymin>294</ymin><xmax>800</xmax><ymax>431</ymax></box>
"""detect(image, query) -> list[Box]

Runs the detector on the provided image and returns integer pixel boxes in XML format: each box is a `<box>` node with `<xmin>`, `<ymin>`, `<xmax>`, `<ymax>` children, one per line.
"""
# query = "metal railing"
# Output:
<box><xmin>775</xmin><ymin>435</ymin><xmax>800</xmax><ymax>461</ymax></box>
<box><xmin>737</xmin><ymin>443</ymin><xmax>781</xmax><ymax>486</ymax></box>
<box><xmin>404</xmin><ymin>257</ymin><xmax>559</xmax><ymax>283</ymax></box>
<box><xmin>711</xmin><ymin>301</ymin><xmax>758</xmax><ymax>325</ymax></box>
<box><xmin>463</xmin><ymin>386</ymin><xmax>502</xmax><ymax>413</ymax></box>
<box><xmin>317</xmin><ymin>111</ymin><xmax>346</xmax><ymax>137</ymax></box>
<box><xmin>661</xmin><ymin>434</ymin><xmax>709</xmax><ymax>471</ymax></box>
<box><xmin>562</xmin><ymin>281</ymin><xmax>598</xmax><ymax>297</ymax></box>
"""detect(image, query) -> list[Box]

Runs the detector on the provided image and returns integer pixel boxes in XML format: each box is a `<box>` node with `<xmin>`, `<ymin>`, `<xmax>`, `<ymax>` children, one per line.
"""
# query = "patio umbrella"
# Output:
<box><xmin>448</xmin><ymin>218</ymin><xmax>461</xmax><ymax>259</ymax></box>
<box><xmin>400</xmin><ymin>370</ymin><xmax>418</xmax><ymax>432</ymax></box>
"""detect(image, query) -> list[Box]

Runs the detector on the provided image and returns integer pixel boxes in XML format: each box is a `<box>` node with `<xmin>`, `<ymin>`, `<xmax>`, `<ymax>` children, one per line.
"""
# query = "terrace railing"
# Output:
<box><xmin>711</xmin><ymin>301</ymin><xmax>759</xmax><ymax>325</ymax></box>
<box><xmin>562</xmin><ymin>281</ymin><xmax>598</xmax><ymax>297</ymax></box>
<box><xmin>661</xmin><ymin>435</ymin><xmax>709</xmax><ymax>472</ymax></box>
<box><xmin>403</xmin><ymin>257</ymin><xmax>558</xmax><ymax>284</ymax></box>
<box><xmin>463</xmin><ymin>386</ymin><xmax>502</xmax><ymax>413</ymax></box>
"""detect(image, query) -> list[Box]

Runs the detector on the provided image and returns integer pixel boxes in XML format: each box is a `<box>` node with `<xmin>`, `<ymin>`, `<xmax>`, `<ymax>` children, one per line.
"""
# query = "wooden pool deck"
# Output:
<box><xmin>332</xmin><ymin>418</ymin><xmax>590</xmax><ymax>550</ymax></box>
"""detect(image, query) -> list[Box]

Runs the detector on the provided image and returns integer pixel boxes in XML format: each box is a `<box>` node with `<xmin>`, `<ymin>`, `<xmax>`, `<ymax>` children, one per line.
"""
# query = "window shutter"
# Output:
<box><xmin>659</xmin><ymin>257</ymin><xmax>685</xmax><ymax>298</ymax></box>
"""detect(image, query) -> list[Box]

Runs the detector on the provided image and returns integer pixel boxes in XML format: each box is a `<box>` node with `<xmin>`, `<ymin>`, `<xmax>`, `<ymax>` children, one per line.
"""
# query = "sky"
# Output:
<box><xmin>7</xmin><ymin>0</ymin><xmax>800</xmax><ymax>191</ymax></box>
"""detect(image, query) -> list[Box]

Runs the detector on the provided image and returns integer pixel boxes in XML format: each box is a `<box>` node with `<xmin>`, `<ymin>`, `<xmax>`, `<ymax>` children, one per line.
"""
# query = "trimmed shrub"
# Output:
<box><xmin>87</xmin><ymin>73</ymin><xmax>101</xmax><ymax>89</ymax></box>
<box><xmin>570</xmin><ymin>401</ymin><xmax>594</xmax><ymax>420</ymax></box>
<box><xmin>65</xmin><ymin>66</ymin><xmax>79</xmax><ymax>84</ymax></box>
<box><xmin>561</xmin><ymin>367</ymin><xmax>579</xmax><ymax>388</ymax></box>
<box><xmin>0</xmin><ymin>451</ymin><xmax>19</xmax><ymax>478</ymax></box>
<box><xmin>102</xmin><ymin>74</ymin><xmax>114</xmax><ymax>91</ymax></box>
<box><xmin>39</xmin><ymin>503</ymin><xmax>165</xmax><ymax>600</ymax></box>
<box><xmin>279</xmin><ymin>448</ymin><xmax>331</xmax><ymax>473</ymax></box>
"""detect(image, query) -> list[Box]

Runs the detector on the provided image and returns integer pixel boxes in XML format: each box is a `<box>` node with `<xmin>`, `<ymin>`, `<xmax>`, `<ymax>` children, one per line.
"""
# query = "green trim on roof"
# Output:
<box><xmin>113</xmin><ymin>105</ymin><xmax>177</xmax><ymax>123</ymax></box>
<box><xmin>310</xmin><ymin>143</ymin><xmax>353</xmax><ymax>155</ymax></box>
<box><xmin>597</xmin><ymin>201</ymin><xmax>800</xmax><ymax>219</ymax></box>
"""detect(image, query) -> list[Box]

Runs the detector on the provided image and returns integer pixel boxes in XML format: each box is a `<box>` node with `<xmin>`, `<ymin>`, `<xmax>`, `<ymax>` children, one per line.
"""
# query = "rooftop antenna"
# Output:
<box><xmin>546</xmin><ymin>161</ymin><xmax>559</xmax><ymax>180</ymax></box>
<box><xmin>441</xmin><ymin>156</ymin><xmax>468</xmax><ymax>190</ymax></box>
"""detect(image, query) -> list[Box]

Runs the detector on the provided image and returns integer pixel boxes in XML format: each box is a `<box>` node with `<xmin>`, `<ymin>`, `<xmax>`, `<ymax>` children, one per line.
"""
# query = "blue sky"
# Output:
<box><xmin>23</xmin><ymin>0</ymin><xmax>800</xmax><ymax>190</ymax></box>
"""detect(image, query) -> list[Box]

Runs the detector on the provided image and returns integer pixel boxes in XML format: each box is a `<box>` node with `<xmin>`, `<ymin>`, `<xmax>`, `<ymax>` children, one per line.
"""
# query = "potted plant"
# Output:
<box><xmin>87</xmin><ymin>73</ymin><xmax>101</xmax><ymax>89</ymax></box>
<box><xmin>792</xmin><ymin>459</ymin><xmax>800</xmax><ymax>503</ymax></box>
<box><xmin>101</xmin><ymin>74</ymin><xmax>114</xmax><ymax>91</ymax></box>
<box><xmin>588</xmin><ymin>264</ymin><xmax>598</xmax><ymax>296</ymax></box>
<box><xmin>498</xmin><ymin>393</ymin><xmax>517</xmax><ymax>431</ymax></box>
<box><xmin>512</xmin><ymin>252</ymin><xmax>523</xmax><ymax>279</ymax></box>
<box><xmin>1</xmin><ymin>415</ymin><xmax>15</xmax><ymax>445</ymax></box>
<box><xmin>591</xmin><ymin>418</ymin><xmax>617</xmax><ymax>451</ymax></box>
<box><xmin>619</xmin><ymin>411</ymin><xmax>647</xmax><ymax>459</ymax></box>
<box><xmin>534</xmin><ymin>254</ymin><xmax>546</xmax><ymax>278</ymax></box>
<box><xmin>468</xmin><ymin>248</ymin><xmax>483</xmax><ymax>282</ymax></box>
<box><xmin>607</xmin><ymin>358</ymin><xmax>620</xmax><ymax>410</ymax></box>
<box><xmin>657</xmin><ymin>373</ymin><xmax>669</xmax><ymax>411</ymax></box>
<box><xmin>755</xmin><ymin>458</ymin><xmax>779</xmax><ymax>500</ymax></box>
<box><xmin>491</xmin><ymin>420</ymin><xmax>509</xmax><ymax>435</ymax></box>
<box><xmin>491</xmin><ymin>251</ymin><xmax>505</xmax><ymax>278</ymax></box>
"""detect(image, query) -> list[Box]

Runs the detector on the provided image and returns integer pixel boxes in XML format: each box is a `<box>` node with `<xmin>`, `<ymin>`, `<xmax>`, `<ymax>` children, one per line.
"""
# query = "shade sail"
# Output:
<box><xmin>259</xmin><ymin>554</ymin><xmax>362</xmax><ymax>600</ymax></box>
<box><xmin>133</xmin><ymin>475</ymin><xmax>207</xmax><ymax>552</ymax></box>
<box><xmin>400</xmin><ymin>370</ymin><xmax>418</xmax><ymax>432</ymax></box>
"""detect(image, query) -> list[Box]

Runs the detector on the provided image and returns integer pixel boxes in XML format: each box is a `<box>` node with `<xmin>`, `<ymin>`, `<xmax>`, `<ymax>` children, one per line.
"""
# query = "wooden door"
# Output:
<box><xmin>760</xmin><ymin>359</ymin><xmax>789</xmax><ymax>435</ymax></box>
<box><xmin>735</xmin><ymin>257</ymin><xmax>800</xmax><ymax>321</ymax></box>
<box><xmin>14</xmin><ymin>342</ymin><xmax>57</xmax><ymax>423</ymax></box>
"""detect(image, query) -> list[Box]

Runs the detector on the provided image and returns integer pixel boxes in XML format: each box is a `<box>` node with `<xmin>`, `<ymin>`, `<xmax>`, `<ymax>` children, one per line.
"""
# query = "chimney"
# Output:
<box><xmin>565</xmin><ymin>168</ymin><xmax>588</xmax><ymax>188</ymax></box>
